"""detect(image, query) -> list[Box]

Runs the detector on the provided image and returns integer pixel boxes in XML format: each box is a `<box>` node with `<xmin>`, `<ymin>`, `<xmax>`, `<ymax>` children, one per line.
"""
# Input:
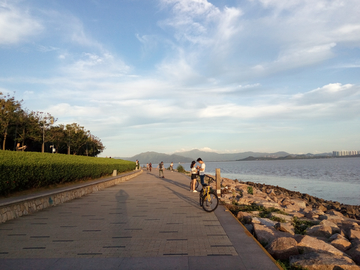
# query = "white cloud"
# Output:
<box><xmin>238</xmin><ymin>83</ymin><xmax>260</xmax><ymax>89</ymax></box>
<box><xmin>0</xmin><ymin>1</ymin><xmax>43</xmax><ymax>45</ymax></box>
<box><xmin>60</xmin><ymin>52</ymin><xmax>130</xmax><ymax>79</ymax></box>
<box><xmin>293</xmin><ymin>83</ymin><xmax>360</xmax><ymax>105</ymax></box>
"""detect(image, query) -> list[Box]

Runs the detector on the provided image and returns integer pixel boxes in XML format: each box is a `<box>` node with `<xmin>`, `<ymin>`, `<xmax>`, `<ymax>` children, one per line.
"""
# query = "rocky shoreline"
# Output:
<box><xmin>205</xmin><ymin>174</ymin><xmax>360</xmax><ymax>269</ymax></box>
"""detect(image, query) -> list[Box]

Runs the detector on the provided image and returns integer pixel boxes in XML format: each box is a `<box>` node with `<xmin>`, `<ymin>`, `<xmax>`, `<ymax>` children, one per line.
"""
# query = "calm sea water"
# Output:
<box><xmin>172</xmin><ymin>158</ymin><xmax>360</xmax><ymax>206</ymax></box>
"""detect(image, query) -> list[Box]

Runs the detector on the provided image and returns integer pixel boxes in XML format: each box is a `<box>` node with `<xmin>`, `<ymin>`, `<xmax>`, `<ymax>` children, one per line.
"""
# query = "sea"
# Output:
<box><xmin>167</xmin><ymin>157</ymin><xmax>360</xmax><ymax>206</ymax></box>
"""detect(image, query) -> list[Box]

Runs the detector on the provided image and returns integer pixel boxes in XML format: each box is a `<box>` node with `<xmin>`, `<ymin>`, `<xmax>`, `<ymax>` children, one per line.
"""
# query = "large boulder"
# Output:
<box><xmin>346</xmin><ymin>244</ymin><xmax>360</xmax><ymax>265</ymax></box>
<box><xmin>255</xmin><ymin>217</ymin><xmax>277</xmax><ymax>227</ymax></box>
<box><xmin>253</xmin><ymin>224</ymin><xmax>289</xmax><ymax>247</ymax></box>
<box><xmin>297</xmin><ymin>235</ymin><xmax>345</xmax><ymax>256</ymax></box>
<box><xmin>236</xmin><ymin>211</ymin><xmax>253</xmax><ymax>224</ymax></box>
<box><xmin>319</xmin><ymin>214</ymin><xmax>344</xmax><ymax>223</ymax></box>
<box><xmin>289</xmin><ymin>252</ymin><xmax>360</xmax><ymax>270</ymax></box>
<box><xmin>342</xmin><ymin>223</ymin><xmax>360</xmax><ymax>241</ymax></box>
<box><xmin>327</xmin><ymin>210</ymin><xmax>344</xmax><ymax>217</ymax></box>
<box><xmin>320</xmin><ymin>220</ymin><xmax>341</xmax><ymax>234</ymax></box>
<box><xmin>253</xmin><ymin>199</ymin><xmax>281</xmax><ymax>209</ymax></box>
<box><xmin>306</xmin><ymin>224</ymin><xmax>333</xmax><ymax>239</ymax></box>
<box><xmin>329</xmin><ymin>234</ymin><xmax>352</xmax><ymax>251</ymax></box>
<box><xmin>274</xmin><ymin>222</ymin><xmax>295</xmax><ymax>235</ymax></box>
<box><xmin>267</xmin><ymin>237</ymin><xmax>299</xmax><ymax>260</ymax></box>
<box><xmin>349</xmin><ymin>230</ymin><xmax>360</xmax><ymax>241</ymax></box>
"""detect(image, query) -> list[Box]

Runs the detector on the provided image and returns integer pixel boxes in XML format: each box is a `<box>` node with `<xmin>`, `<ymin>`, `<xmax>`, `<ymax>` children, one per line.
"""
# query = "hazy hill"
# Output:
<box><xmin>118</xmin><ymin>151</ymin><xmax>193</xmax><ymax>164</ymax></box>
<box><xmin>175</xmin><ymin>149</ymin><xmax>290</xmax><ymax>162</ymax></box>
<box><xmin>118</xmin><ymin>149</ymin><xmax>291</xmax><ymax>163</ymax></box>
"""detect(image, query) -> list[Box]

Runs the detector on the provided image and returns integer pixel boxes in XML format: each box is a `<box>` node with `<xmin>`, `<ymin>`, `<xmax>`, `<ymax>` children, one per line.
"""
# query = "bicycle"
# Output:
<box><xmin>192</xmin><ymin>174</ymin><xmax>214</xmax><ymax>190</ymax></box>
<box><xmin>199</xmin><ymin>184</ymin><xmax>219</xmax><ymax>212</ymax></box>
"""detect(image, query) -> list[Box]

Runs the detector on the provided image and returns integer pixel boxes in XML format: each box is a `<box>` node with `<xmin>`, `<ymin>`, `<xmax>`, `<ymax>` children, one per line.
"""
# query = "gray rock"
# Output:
<box><xmin>267</xmin><ymin>237</ymin><xmax>299</xmax><ymax>260</ymax></box>
<box><xmin>298</xmin><ymin>235</ymin><xmax>345</xmax><ymax>256</ymax></box>
<box><xmin>257</xmin><ymin>217</ymin><xmax>277</xmax><ymax>227</ymax></box>
<box><xmin>289</xmin><ymin>252</ymin><xmax>360</xmax><ymax>270</ymax></box>
<box><xmin>274</xmin><ymin>222</ymin><xmax>295</xmax><ymax>235</ymax></box>
<box><xmin>244</xmin><ymin>223</ymin><xmax>254</xmax><ymax>234</ymax></box>
<box><xmin>306</xmin><ymin>224</ymin><xmax>333</xmax><ymax>239</ymax></box>
<box><xmin>253</xmin><ymin>224</ymin><xmax>290</xmax><ymax>247</ymax></box>
<box><xmin>329</xmin><ymin>234</ymin><xmax>352</xmax><ymax>252</ymax></box>
<box><xmin>346</xmin><ymin>244</ymin><xmax>360</xmax><ymax>265</ymax></box>
<box><xmin>320</xmin><ymin>220</ymin><xmax>341</xmax><ymax>234</ymax></box>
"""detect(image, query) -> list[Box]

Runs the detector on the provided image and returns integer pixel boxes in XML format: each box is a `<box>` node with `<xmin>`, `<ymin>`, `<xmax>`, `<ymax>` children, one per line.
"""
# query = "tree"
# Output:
<box><xmin>0</xmin><ymin>92</ymin><xmax>23</xmax><ymax>150</ymax></box>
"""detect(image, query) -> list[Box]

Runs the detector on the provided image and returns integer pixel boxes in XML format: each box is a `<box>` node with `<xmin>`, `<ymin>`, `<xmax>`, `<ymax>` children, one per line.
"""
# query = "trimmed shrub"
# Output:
<box><xmin>176</xmin><ymin>164</ymin><xmax>185</xmax><ymax>173</ymax></box>
<box><xmin>0</xmin><ymin>150</ymin><xmax>135</xmax><ymax>196</ymax></box>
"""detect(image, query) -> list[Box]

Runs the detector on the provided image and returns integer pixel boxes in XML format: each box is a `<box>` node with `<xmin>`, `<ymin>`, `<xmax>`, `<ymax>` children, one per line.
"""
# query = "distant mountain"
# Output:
<box><xmin>175</xmin><ymin>149</ymin><xmax>290</xmax><ymax>162</ymax></box>
<box><xmin>117</xmin><ymin>151</ymin><xmax>193</xmax><ymax>164</ymax></box>
<box><xmin>117</xmin><ymin>149</ymin><xmax>332</xmax><ymax>164</ymax></box>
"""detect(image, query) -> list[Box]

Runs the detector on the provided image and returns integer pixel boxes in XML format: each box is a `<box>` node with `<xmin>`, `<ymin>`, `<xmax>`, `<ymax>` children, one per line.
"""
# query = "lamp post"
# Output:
<box><xmin>42</xmin><ymin>116</ymin><xmax>54</xmax><ymax>153</ymax></box>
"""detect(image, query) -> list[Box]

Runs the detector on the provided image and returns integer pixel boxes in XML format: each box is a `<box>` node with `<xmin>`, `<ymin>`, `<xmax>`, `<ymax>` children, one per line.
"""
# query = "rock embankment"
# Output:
<box><xmin>206</xmin><ymin>175</ymin><xmax>360</xmax><ymax>270</ymax></box>
<box><xmin>244</xmin><ymin>181</ymin><xmax>360</xmax><ymax>220</ymax></box>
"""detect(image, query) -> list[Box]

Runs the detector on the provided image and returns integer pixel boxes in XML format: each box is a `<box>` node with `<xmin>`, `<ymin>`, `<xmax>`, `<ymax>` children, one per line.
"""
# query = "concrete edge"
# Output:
<box><xmin>0</xmin><ymin>170</ymin><xmax>143</xmax><ymax>224</ymax></box>
<box><xmin>220</xmin><ymin>203</ymin><xmax>283</xmax><ymax>270</ymax></box>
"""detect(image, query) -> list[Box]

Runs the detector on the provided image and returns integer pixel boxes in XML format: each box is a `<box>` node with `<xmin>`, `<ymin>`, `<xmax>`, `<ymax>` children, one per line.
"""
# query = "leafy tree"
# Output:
<box><xmin>0</xmin><ymin>93</ymin><xmax>105</xmax><ymax>156</ymax></box>
<box><xmin>0</xmin><ymin>92</ymin><xmax>23</xmax><ymax>150</ymax></box>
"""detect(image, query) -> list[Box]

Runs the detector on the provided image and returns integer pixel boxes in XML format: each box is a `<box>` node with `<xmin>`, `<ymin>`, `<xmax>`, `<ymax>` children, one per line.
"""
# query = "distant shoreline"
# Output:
<box><xmin>237</xmin><ymin>155</ymin><xmax>360</xmax><ymax>162</ymax></box>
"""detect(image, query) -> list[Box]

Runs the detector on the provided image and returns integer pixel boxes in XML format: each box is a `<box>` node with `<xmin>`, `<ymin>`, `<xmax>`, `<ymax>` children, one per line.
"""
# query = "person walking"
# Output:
<box><xmin>190</xmin><ymin>161</ymin><xmax>198</xmax><ymax>192</ymax></box>
<box><xmin>149</xmin><ymin>163</ymin><xmax>152</xmax><ymax>172</ymax></box>
<box><xmin>197</xmin><ymin>158</ymin><xmax>206</xmax><ymax>186</ymax></box>
<box><xmin>158</xmin><ymin>161</ymin><xmax>165</xmax><ymax>178</ymax></box>
<box><xmin>170</xmin><ymin>162</ymin><xmax>174</xmax><ymax>172</ymax></box>
<box><xmin>135</xmin><ymin>160</ymin><xmax>139</xmax><ymax>170</ymax></box>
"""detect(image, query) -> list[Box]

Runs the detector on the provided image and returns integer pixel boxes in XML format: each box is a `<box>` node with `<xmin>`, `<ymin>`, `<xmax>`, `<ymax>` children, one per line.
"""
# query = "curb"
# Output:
<box><xmin>222</xmin><ymin>202</ymin><xmax>283</xmax><ymax>270</ymax></box>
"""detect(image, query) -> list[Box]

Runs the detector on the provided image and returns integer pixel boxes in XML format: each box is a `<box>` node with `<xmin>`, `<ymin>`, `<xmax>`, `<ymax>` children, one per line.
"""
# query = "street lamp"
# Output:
<box><xmin>42</xmin><ymin>116</ymin><xmax>54</xmax><ymax>153</ymax></box>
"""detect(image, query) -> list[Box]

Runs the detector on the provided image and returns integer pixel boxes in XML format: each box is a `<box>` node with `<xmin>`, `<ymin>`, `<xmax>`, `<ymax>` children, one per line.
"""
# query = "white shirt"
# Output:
<box><xmin>200</xmin><ymin>163</ymin><xmax>205</xmax><ymax>175</ymax></box>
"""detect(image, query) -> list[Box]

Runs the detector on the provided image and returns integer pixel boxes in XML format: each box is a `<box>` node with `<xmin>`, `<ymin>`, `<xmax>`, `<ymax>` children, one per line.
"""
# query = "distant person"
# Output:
<box><xmin>135</xmin><ymin>160</ymin><xmax>139</xmax><ymax>170</ymax></box>
<box><xmin>149</xmin><ymin>163</ymin><xmax>152</xmax><ymax>172</ymax></box>
<box><xmin>197</xmin><ymin>158</ymin><xmax>206</xmax><ymax>186</ymax></box>
<box><xmin>146</xmin><ymin>163</ymin><xmax>149</xmax><ymax>171</ymax></box>
<box><xmin>170</xmin><ymin>162</ymin><xmax>174</xmax><ymax>172</ymax></box>
<box><xmin>190</xmin><ymin>161</ymin><xmax>198</xmax><ymax>192</ymax></box>
<box><xmin>158</xmin><ymin>161</ymin><xmax>165</xmax><ymax>178</ymax></box>
<box><xmin>16</xmin><ymin>143</ymin><xmax>26</xmax><ymax>151</ymax></box>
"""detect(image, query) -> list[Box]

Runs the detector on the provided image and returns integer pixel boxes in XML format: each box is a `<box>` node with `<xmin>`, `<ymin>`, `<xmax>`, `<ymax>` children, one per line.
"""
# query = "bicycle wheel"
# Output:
<box><xmin>202</xmin><ymin>192</ymin><xmax>219</xmax><ymax>212</ymax></box>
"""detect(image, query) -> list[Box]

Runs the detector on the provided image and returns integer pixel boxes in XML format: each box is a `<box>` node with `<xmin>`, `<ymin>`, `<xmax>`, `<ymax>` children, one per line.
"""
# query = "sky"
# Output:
<box><xmin>1</xmin><ymin>0</ymin><xmax>360</xmax><ymax>157</ymax></box>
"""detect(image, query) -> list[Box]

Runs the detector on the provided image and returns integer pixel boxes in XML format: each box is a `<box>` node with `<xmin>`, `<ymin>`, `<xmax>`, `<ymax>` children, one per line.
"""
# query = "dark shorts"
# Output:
<box><xmin>191</xmin><ymin>174</ymin><xmax>197</xmax><ymax>180</ymax></box>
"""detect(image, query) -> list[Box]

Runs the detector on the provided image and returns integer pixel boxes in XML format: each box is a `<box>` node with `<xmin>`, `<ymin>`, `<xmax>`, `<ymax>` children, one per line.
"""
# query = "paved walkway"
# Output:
<box><xmin>0</xmin><ymin>170</ymin><xmax>280</xmax><ymax>269</ymax></box>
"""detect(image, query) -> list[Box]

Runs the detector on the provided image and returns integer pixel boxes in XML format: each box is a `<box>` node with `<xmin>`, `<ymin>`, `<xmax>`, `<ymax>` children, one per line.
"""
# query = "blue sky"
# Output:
<box><xmin>1</xmin><ymin>0</ymin><xmax>360</xmax><ymax>157</ymax></box>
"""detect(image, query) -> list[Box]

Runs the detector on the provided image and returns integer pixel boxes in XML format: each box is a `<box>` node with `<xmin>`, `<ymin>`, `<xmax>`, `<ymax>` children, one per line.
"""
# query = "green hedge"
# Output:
<box><xmin>0</xmin><ymin>150</ymin><xmax>135</xmax><ymax>196</ymax></box>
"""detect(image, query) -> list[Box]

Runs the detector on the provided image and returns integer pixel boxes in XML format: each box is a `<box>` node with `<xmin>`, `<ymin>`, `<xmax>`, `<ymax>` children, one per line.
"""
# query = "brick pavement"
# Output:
<box><xmin>0</xmin><ymin>169</ymin><xmax>280</xmax><ymax>269</ymax></box>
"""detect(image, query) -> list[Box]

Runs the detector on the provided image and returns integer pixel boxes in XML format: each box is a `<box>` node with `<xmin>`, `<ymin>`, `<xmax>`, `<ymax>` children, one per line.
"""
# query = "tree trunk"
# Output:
<box><xmin>2</xmin><ymin>128</ymin><xmax>7</xmax><ymax>150</ymax></box>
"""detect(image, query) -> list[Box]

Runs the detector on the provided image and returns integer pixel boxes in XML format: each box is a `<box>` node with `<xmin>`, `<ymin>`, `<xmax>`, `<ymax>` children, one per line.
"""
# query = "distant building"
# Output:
<box><xmin>333</xmin><ymin>150</ymin><xmax>360</xmax><ymax>156</ymax></box>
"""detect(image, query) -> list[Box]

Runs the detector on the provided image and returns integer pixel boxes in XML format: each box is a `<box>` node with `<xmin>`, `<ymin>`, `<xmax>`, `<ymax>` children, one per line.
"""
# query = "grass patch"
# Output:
<box><xmin>247</xmin><ymin>186</ymin><xmax>253</xmax><ymax>195</ymax></box>
<box><xmin>277</xmin><ymin>260</ymin><xmax>308</xmax><ymax>270</ymax></box>
<box><xmin>226</xmin><ymin>203</ymin><xmax>288</xmax><ymax>223</ymax></box>
<box><xmin>292</xmin><ymin>216</ymin><xmax>317</xmax><ymax>235</ymax></box>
